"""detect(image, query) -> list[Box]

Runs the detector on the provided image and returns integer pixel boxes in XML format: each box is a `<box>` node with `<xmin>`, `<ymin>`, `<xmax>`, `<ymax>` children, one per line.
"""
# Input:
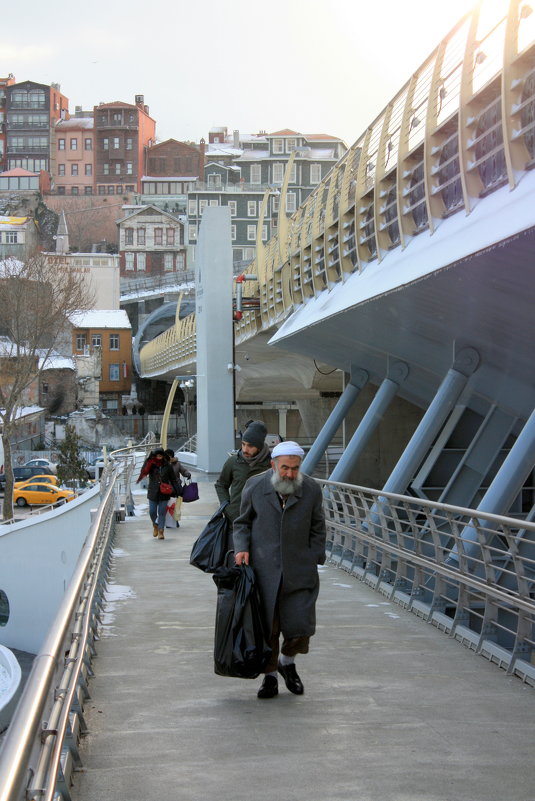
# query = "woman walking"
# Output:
<box><xmin>136</xmin><ymin>448</ymin><xmax>180</xmax><ymax>539</ymax></box>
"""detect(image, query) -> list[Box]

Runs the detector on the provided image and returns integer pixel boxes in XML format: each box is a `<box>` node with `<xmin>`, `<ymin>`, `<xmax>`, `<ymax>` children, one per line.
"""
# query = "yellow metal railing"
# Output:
<box><xmin>140</xmin><ymin>0</ymin><xmax>535</xmax><ymax>378</ymax></box>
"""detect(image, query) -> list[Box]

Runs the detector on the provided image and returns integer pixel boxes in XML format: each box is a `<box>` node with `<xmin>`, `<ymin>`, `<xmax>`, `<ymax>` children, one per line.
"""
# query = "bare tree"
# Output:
<box><xmin>0</xmin><ymin>253</ymin><xmax>94</xmax><ymax>520</ymax></box>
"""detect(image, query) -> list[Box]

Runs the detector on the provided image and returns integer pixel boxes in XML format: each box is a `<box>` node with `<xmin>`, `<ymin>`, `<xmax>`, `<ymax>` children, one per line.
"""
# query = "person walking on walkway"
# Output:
<box><xmin>233</xmin><ymin>440</ymin><xmax>326</xmax><ymax>699</ymax></box>
<box><xmin>164</xmin><ymin>448</ymin><xmax>191</xmax><ymax>528</ymax></box>
<box><xmin>136</xmin><ymin>448</ymin><xmax>180</xmax><ymax>539</ymax></box>
<box><xmin>214</xmin><ymin>420</ymin><xmax>272</xmax><ymax>524</ymax></box>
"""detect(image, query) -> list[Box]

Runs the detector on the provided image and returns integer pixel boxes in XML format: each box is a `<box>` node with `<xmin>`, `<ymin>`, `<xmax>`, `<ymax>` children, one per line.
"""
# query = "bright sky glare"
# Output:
<box><xmin>2</xmin><ymin>0</ymin><xmax>478</xmax><ymax>146</ymax></box>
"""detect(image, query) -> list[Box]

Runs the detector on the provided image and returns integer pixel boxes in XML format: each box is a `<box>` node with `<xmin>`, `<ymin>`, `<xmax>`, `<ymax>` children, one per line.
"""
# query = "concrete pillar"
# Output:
<box><xmin>329</xmin><ymin>362</ymin><xmax>408</xmax><ymax>483</ymax></box>
<box><xmin>195</xmin><ymin>207</ymin><xmax>235</xmax><ymax>472</ymax></box>
<box><xmin>301</xmin><ymin>368</ymin><xmax>368</xmax><ymax>476</ymax></box>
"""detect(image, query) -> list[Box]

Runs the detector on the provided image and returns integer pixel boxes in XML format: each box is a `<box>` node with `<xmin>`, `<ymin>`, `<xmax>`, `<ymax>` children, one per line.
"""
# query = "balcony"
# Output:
<box><xmin>7</xmin><ymin>145</ymin><xmax>49</xmax><ymax>154</ymax></box>
<box><xmin>8</xmin><ymin>121</ymin><xmax>48</xmax><ymax>129</ymax></box>
<box><xmin>9</xmin><ymin>101</ymin><xmax>46</xmax><ymax>109</ymax></box>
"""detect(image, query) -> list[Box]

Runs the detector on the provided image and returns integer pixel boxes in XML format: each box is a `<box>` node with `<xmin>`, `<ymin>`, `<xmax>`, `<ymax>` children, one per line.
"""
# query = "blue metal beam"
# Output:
<box><xmin>328</xmin><ymin>362</ymin><xmax>409</xmax><ymax>483</ymax></box>
<box><xmin>301</xmin><ymin>368</ymin><xmax>368</xmax><ymax>475</ymax></box>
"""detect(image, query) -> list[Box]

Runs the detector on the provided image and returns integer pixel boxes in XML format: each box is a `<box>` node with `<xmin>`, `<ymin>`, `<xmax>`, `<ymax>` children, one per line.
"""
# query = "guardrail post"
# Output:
<box><xmin>301</xmin><ymin>368</ymin><xmax>368</xmax><ymax>476</ymax></box>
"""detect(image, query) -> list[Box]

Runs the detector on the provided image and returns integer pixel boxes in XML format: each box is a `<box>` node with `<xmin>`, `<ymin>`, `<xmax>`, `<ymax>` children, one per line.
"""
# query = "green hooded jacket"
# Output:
<box><xmin>214</xmin><ymin>446</ymin><xmax>272</xmax><ymax>522</ymax></box>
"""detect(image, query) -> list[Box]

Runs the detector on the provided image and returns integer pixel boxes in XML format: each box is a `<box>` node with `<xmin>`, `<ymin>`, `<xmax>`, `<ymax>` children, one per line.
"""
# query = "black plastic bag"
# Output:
<box><xmin>189</xmin><ymin>501</ymin><xmax>230</xmax><ymax>572</ymax></box>
<box><xmin>212</xmin><ymin>559</ymin><xmax>272</xmax><ymax>679</ymax></box>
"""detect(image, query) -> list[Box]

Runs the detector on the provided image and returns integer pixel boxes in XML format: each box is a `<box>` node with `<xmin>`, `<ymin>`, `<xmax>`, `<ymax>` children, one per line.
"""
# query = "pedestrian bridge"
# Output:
<box><xmin>1</xmin><ymin>450</ymin><xmax>534</xmax><ymax>801</ymax></box>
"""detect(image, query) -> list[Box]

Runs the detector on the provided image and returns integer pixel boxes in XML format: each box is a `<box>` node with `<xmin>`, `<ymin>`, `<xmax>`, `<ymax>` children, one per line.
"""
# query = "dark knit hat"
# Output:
<box><xmin>242</xmin><ymin>420</ymin><xmax>267</xmax><ymax>449</ymax></box>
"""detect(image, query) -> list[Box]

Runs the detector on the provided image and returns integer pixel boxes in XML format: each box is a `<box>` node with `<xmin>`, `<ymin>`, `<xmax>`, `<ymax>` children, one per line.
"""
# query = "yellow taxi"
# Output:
<box><xmin>13</xmin><ymin>474</ymin><xmax>59</xmax><ymax>489</ymax></box>
<box><xmin>13</xmin><ymin>482</ymin><xmax>76</xmax><ymax>507</ymax></box>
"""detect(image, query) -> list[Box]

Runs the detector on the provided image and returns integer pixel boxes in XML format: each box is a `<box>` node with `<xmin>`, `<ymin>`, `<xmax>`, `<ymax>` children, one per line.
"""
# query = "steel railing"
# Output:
<box><xmin>319</xmin><ymin>480</ymin><xmax>535</xmax><ymax>684</ymax></box>
<box><xmin>0</xmin><ymin>446</ymin><xmax>142</xmax><ymax>801</ymax></box>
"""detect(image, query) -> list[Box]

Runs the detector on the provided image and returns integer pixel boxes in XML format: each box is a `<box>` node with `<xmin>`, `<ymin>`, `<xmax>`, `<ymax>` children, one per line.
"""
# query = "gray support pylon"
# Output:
<box><xmin>328</xmin><ymin>362</ymin><xmax>409</xmax><ymax>483</ymax></box>
<box><xmin>381</xmin><ymin>348</ymin><xmax>480</xmax><ymax>496</ymax></box>
<box><xmin>301</xmin><ymin>368</ymin><xmax>368</xmax><ymax>476</ymax></box>
<box><xmin>450</xmin><ymin>405</ymin><xmax>535</xmax><ymax>562</ymax></box>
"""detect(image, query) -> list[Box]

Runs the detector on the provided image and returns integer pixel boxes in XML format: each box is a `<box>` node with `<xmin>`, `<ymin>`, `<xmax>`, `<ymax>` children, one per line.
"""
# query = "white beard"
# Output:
<box><xmin>270</xmin><ymin>469</ymin><xmax>303</xmax><ymax>496</ymax></box>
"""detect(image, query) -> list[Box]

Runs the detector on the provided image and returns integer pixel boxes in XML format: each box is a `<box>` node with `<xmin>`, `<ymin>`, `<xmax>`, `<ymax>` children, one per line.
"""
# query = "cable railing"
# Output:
<box><xmin>0</xmin><ymin>445</ymin><xmax>142</xmax><ymax>801</ymax></box>
<box><xmin>319</xmin><ymin>479</ymin><xmax>535</xmax><ymax>685</ymax></box>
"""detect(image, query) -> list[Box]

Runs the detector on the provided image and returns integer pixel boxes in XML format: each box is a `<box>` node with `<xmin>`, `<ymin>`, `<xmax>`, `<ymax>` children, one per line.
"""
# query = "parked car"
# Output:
<box><xmin>13</xmin><ymin>482</ymin><xmax>76</xmax><ymax>507</ymax></box>
<box><xmin>24</xmin><ymin>458</ymin><xmax>58</xmax><ymax>474</ymax></box>
<box><xmin>13</xmin><ymin>474</ymin><xmax>59</xmax><ymax>489</ymax></box>
<box><xmin>0</xmin><ymin>466</ymin><xmax>54</xmax><ymax>492</ymax></box>
<box><xmin>84</xmin><ymin>457</ymin><xmax>106</xmax><ymax>480</ymax></box>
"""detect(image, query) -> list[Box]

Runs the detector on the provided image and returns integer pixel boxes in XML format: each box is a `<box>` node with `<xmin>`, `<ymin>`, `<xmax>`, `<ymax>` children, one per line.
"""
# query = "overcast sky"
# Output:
<box><xmin>3</xmin><ymin>0</ymin><xmax>477</xmax><ymax>147</ymax></box>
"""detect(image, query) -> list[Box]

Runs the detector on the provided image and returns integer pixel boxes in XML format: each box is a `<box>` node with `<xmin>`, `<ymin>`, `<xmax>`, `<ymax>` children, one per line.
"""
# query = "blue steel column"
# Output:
<box><xmin>329</xmin><ymin>362</ymin><xmax>409</xmax><ymax>483</ymax></box>
<box><xmin>450</xmin><ymin>406</ymin><xmax>535</xmax><ymax>562</ymax></box>
<box><xmin>301</xmin><ymin>368</ymin><xmax>368</xmax><ymax>475</ymax></box>
<box><xmin>382</xmin><ymin>348</ymin><xmax>480</xmax><ymax>495</ymax></box>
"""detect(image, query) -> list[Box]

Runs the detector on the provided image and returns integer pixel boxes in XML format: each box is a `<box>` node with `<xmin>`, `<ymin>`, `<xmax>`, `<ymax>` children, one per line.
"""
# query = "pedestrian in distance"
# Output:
<box><xmin>214</xmin><ymin>420</ymin><xmax>272</xmax><ymax>524</ymax></box>
<box><xmin>136</xmin><ymin>448</ymin><xmax>180</xmax><ymax>540</ymax></box>
<box><xmin>233</xmin><ymin>440</ymin><xmax>326</xmax><ymax>699</ymax></box>
<box><xmin>164</xmin><ymin>448</ymin><xmax>191</xmax><ymax>528</ymax></box>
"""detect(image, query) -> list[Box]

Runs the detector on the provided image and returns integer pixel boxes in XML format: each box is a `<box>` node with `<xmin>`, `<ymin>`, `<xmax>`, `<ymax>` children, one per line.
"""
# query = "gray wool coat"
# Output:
<box><xmin>232</xmin><ymin>470</ymin><xmax>327</xmax><ymax>639</ymax></box>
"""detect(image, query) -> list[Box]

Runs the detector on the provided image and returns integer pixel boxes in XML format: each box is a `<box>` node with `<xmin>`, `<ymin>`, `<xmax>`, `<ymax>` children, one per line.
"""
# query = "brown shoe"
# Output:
<box><xmin>152</xmin><ymin>523</ymin><xmax>159</xmax><ymax>537</ymax></box>
<box><xmin>157</xmin><ymin>529</ymin><xmax>165</xmax><ymax>539</ymax></box>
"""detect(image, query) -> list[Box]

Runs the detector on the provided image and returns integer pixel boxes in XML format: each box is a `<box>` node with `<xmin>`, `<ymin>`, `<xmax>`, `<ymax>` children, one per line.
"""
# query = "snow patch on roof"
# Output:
<box><xmin>70</xmin><ymin>309</ymin><xmax>131</xmax><ymax>329</ymax></box>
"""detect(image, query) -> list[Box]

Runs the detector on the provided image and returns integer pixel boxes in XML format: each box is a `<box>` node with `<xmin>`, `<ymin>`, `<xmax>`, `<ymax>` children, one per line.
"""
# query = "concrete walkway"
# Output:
<box><xmin>74</xmin><ymin>472</ymin><xmax>535</xmax><ymax>801</ymax></box>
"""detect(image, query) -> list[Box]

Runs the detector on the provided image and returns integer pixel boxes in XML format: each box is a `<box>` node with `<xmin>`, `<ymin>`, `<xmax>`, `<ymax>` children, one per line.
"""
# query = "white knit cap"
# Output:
<box><xmin>271</xmin><ymin>441</ymin><xmax>305</xmax><ymax>459</ymax></box>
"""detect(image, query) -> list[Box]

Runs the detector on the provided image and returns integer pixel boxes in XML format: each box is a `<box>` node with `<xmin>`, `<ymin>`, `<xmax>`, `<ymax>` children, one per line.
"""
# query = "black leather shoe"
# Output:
<box><xmin>257</xmin><ymin>675</ymin><xmax>278</xmax><ymax>699</ymax></box>
<box><xmin>277</xmin><ymin>662</ymin><xmax>304</xmax><ymax>695</ymax></box>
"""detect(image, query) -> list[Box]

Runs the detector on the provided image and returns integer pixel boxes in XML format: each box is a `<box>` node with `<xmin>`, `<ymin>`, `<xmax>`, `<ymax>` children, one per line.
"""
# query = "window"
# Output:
<box><xmin>137</xmin><ymin>228</ymin><xmax>145</xmax><ymax>245</ymax></box>
<box><xmin>228</xmin><ymin>200</ymin><xmax>237</xmax><ymax>217</ymax></box>
<box><xmin>92</xmin><ymin>334</ymin><xmax>102</xmax><ymax>348</ymax></box>
<box><xmin>209</xmin><ymin>199</ymin><xmax>218</xmax><ymax>207</ymax></box>
<box><xmin>199</xmin><ymin>199</ymin><xmax>208</xmax><ymax>216</ymax></box>
<box><xmin>289</xmin><ymin>163</ymin><xmax>297</xmax><ymax>183</ymax></box>
<box><xmin>310</xmin><ymin>164</ymin><xmax>321</xmax><ymax>184</ymax></box>
<box><xmin>103</xmin><ymin>163</ymin><xmax>109</xmax><ymax>175</ymax></box>
<box><xmin>273</xmin><ymin>138</ymin><xmax>284</xmax><ymax>154</ymax></box>
<box><xmin>58</xmin><ymin>139</ymin><xmax>65</xmax><ymax>151</ymax></box>
<box><xmin>207</xmin><ymin>173</ymin><xmax>222</xmax><ymax>188</ymax></box>
<box><xmin>125</xmin><ymin>228</ymin><xmax>134</xmax><ymax>245</ymax></box>
<box><xmin>250</xmin><ymin>164</ymin><xmax>261</xmax><ymax>184</ymax></box>
<box><xmin>137</xmin><ymin>252</ymin><xmax>146</xmax><ymax>270</ymax></box>
<box><xmin>272</xmin><ymin>163</ymin><xmax>284</xmax><ymax>184</ymax></box>
<box><xmin>112</xmin><ymin>112</ymin><xmax>122</xmax><ymax>123</ymax></box>
<box><xmin>188</xmin><ymin>199</ymin><xmax>197</xmax><ymax>216</ymax></box>
<box><xmin>84</xmin><ymin>186</ymin><xmax>93</xmax><ymax>195</ymax></box>
<box><xmin>247</xmin><ymin>224</ymin><xmax>256</xmax><ymax>241</ymax></box>
<box><xmin>70</xmin><ymin>138</ymin><xmax>78</xmax><ymax>150</ymax></box>
<box><xmin>6</xmin><ymin>232</ymin><xmax>18</xmax><ymax>243</ymax></box>
<box><xmin>154</xmin><ymin>228</ymin><xmax>163</xmax><ymax>245</ymax></box>
<box><xmin>76</xmin><ymin>334</ymin><xmax>86</xmax><ymax>351</ymax></box>
<box><xmin>189</xmin><ymin>225</ymin><xmax>197</xmax><ymax>241</ymax></box>
<box><xmin>164</xmin><ymin>253</ymin><xmax>173</xmax><ymax>271</ymax></box>
<box><xmin>286</xmin><ymin>192</ymin><xmax>296</xmax><ymax>212</ymax></box>
<box><xmin>102</xmin><ymin>138</ymin><xmax>109</xmax><ymax>150</ymax></box>
<box><xmin>85</xmin><ymin>163</ymin><xmax>92</xmax><ymax>176</ymax></box>
<box><xmin>231</xmin><ymin>224</ymin><xmax>236</xmax><ymax>241</ymax></box>
<box><xmin>126</xmin><ymin>162</ymin><xmax>132</xmax><ymax>175</ymax></box>
<box><xmin>71</xmin><ymin>186</ymin><xmax>79</xmax><ymax>195</ymax></box>
<box><xmin>272</xmin><ymin>194</ymin><xmax>280</xmax><ymax>212</ymax></box>
<box><xmin>58</xmin><ymin>164</ymin><xmax>65</xmax><ymax>176</ymax></box>
<box><xmin>109</xmin><ymin>364</ymin><xmax>120</xmax><ymax>381</ymax></box>
<box><xmin>113</xmin><ymin>137</ymin><xmax>120</xmax><ymax>149</ymax></box>
<box><xmin>107</xmin><ymin>185</ymin><xmax>115</xmax><ymax>194</ymax></box>
<box><xmin>71</xmin><ymin>164</ymin><xmax>78</xmax><ymax>176</ymax></box>
<box><xmin>286</xmin><ymin>137</ymin><xmax>297</xmax><ymax>152</ymax></box>
<box><xmin>125</xmin><ymin>252</ymin><xmax>134</xmax><ymax>271</ymax></box>
<box><xmin>115</xmin><ymin>163</ymin><xmax>121</xmax><ymax>175</ymax></box>
<box><xmin>262</xmin><ymin>225</ymin><xmax>268</xmax><ymax>241</ymax></box>
<box><xmin>176</xmin><ymin>252</ymin><xmax>185</xmax><ymax>270</ymax></box>
<box><xmin>98</xmin><ymin>185</ymin><xmax>106</xmax><ymax>194</ymax></box>
<box><xmin>84</xmin><ymin>138</ymin><xmax>92</xmax><ymax>151</ymax></box>
<box><xmin>247</xmin><ymin>201</ymin><xmax>256</xmax><ymax>216</ymax></box>
<box><xmin>125</xmin><ymin>185</ymin><xmax>135</xmax><ymax>192</ymax></box>
<box><xmin>126</xmin><ymin>138</ymin><xmax>133</xmax><ymax>150</ymax></box>
<box><xmin>109</xmin><ymin>334</ymin><xmax>120</xmax><ymax>350</ymax></box>
<box><xmin>166</xmin><ymin>228</ymin><xmax>175</xmax><ymax>245</ymax></box>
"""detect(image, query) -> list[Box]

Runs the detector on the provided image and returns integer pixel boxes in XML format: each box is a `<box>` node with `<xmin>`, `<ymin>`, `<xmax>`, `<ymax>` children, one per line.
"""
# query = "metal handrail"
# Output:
<box><xmin>319</xmin><ymin>479</ymin><xmax>535</xmax><ymax>683</ymax></box>
<box><xmin>0</xmin><ymin>447</ymin><xmax>138</xmax><ymax>801</ymax></box>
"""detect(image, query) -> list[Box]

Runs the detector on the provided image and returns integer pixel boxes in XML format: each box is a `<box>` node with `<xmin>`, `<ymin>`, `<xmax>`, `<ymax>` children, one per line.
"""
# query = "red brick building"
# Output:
<box><xmin>94</xmin><ymin>96</ymin><xmax>156</xmax><ymax>196</ymax></box>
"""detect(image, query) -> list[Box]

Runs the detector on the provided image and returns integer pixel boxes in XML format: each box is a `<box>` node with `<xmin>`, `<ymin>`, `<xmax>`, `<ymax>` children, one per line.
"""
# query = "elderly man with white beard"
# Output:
<box><xmin>233</xmin><ymin>441</ymin><xmax>327</xmax><ymax>699</ymax></box>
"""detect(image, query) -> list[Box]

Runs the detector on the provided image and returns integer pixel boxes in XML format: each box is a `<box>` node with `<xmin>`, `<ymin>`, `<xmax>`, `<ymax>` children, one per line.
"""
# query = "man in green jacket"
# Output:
<box><xmin>215</xmin><ymin>420</ymin><xmax>272</xmax><ymax>523</ymax></box>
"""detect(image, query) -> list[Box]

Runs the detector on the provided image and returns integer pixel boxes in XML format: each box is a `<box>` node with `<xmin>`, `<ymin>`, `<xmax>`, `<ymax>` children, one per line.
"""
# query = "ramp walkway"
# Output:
<box><xmin>73</xmin><ymin>471</ymin><xmax>535</xmax><ymax>801</ymax></box>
